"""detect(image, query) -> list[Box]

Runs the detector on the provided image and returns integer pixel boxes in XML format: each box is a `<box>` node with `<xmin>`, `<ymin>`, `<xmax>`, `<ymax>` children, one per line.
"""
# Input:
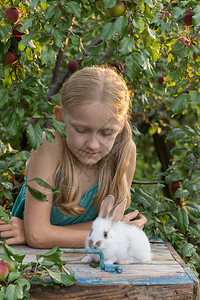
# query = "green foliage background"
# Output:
<box><xmin>0</xmin><ymin>0</ymin><xmax>200</xmax><ymax>281</ymax></box>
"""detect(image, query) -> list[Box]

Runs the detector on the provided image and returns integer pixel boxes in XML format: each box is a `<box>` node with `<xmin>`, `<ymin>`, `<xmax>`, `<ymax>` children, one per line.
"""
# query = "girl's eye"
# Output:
<box><xmin>75</xmin><ymin>128</ymin><xmax>87</xmax><ymax>133</ymax></box>
<box><xmin>100</xmin><ymin>131</ymin><xmax>112</xmax><ymax>137</ymax></box>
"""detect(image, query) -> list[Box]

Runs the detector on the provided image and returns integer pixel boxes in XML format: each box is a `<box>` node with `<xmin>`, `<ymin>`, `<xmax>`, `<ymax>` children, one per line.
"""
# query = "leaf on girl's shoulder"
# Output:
<box><xmin>25</xmin><ymin>184</ymin><xmax>47</xmax><ymax>201</ymax></box>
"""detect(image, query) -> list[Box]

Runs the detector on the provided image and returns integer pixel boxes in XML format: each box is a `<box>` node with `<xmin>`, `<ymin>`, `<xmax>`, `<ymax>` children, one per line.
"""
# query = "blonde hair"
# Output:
<box><xmin>56</xmin><ymin>66</ymin><xmax>133</xmax><ymax>216</ymax></box>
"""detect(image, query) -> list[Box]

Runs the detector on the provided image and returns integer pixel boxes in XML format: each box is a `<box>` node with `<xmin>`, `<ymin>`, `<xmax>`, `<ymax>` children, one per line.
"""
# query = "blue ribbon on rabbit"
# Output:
<box><xmin>82</xmin><ymin>195</ymin><xmax>152</xmax><ymax>265</ymax></box>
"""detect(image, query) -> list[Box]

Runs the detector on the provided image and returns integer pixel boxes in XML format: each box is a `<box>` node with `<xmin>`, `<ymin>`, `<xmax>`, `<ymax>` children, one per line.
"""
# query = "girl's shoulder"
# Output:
<box><xmin>26</xmin><ymin>130</ymin><xmax>64</xmax><ymax>175</ymax></box>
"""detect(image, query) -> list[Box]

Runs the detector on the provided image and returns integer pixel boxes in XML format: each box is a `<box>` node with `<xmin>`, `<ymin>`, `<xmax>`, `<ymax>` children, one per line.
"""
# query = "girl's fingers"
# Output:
<box><xmin>0</xmin><ymin>224</ymin><xmax>12</xmax><ymax>232</ymax></box>
<box><xmin>0</xmin><ymin>230</ymin><xmax>14</xmax><ymax>238</ymax></box>
<box><xmin>0</xmin><ymin>221</ymin><xmax>10</xmax><ymax>225</ymax></box>
<box><xmin>132</xmin><ymin>214</ymin><xmax>147</xmax><ymax>229</ymax></box>
<box><xmin>4</xmin><ymin>238</ymin><xmax>15</xmax><ymax>245</ymax></box>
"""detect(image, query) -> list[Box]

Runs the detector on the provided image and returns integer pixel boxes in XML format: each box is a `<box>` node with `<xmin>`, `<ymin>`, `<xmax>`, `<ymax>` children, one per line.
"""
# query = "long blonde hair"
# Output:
<box><xmin>56</xmin><ymin>66</ymin><xmax>133</xmax><ymax>216</ymax></box>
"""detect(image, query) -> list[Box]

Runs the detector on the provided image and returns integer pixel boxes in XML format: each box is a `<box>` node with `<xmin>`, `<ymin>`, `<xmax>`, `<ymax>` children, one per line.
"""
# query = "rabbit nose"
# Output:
<box><xmin>93</xmin><ymin>241</ymin><xmax>101</xmax><ymax>249</ymax></box>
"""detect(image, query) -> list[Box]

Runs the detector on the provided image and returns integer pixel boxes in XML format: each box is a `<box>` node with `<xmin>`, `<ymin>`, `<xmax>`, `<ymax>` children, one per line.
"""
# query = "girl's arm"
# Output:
<box><xmin>24</xmin><ymin>131</ymin><xmax>92</xmax><ymax>249</ymax></box>
<box><xmin>122</xmin><ymin>140</ymin><xmax>147</xmax><ymax>229</ymax></box>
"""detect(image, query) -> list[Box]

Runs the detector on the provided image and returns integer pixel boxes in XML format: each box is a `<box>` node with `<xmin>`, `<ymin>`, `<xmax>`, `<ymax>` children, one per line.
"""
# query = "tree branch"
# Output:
<box><xmin>50</xmin><ymin>49</ymin><xmax>64</xmax><ymax>86</ymax></box>
<box><xmin>46</xmin><ymin>37</ymin><xmax>102</xmax><ymax>101</ymax></box>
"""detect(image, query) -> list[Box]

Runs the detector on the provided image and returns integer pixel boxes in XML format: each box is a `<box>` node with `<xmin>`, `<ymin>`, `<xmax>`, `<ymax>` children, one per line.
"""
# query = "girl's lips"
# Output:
<box><xmin>83</xmin><ymin>151</ymin><xmax>98</xmax><ymax>156</ymax></box>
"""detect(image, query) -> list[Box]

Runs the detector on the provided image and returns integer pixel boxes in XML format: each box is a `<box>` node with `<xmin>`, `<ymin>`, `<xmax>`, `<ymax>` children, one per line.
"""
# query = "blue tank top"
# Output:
<box><xmin>12</xmin><ymin>175</ymin><xmax>98</xmax><ymax>225</ymax></box>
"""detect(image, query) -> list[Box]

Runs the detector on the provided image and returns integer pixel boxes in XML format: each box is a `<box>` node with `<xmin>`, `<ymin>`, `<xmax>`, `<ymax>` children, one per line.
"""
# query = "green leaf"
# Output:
<box><xmin>165</xmin><ymin>173</ymin><xmax>181</xmax><ymax>184</ymax></box>
<box><xmin>114</xmin><ymin>16</ymin><xmax>127</xmax><ymax>36</ymax></box>
<box><xmin>174</xmin><ymin>189</ymin><xmax>189</xmax><ymax>199</ymax></box>
<box><xmin>0</xmin><ymin>242</ymin><xmax>25</xmax><ymax>263</ymax></box>
<box><xmin>36</xmin><ymin>246</ymin><xmax>64</xmax><ymax>264</ymax></box>
<box><xmin>68</xmin><ymin>1</ymin><xmax>81</xmax><ymax>18</ymax></box>
<box><xmin>102</xmin><ymin>0</ymin><xmax>117</xmax><ymax>9</ymax></box>
<box><xmin>7</xmin><ymin>115</ymin><xmax>21</xmax><ymax>137</ymax></box>
<box><xmin>189</xmin><ymin>224</ymin><xmax>200</xmax><ymax>238</ymax></box>
<box><xmin>133</xmin><ymin>187</ymin><xmax>154</xmax><ymax>207</ymax></box>
<box><xmin>0</xmin><ymin>89</ymin><xmax>9</xmax><ymax>106</ymax></box>
<box><xmin>125</xmin><ymin>54</ymin><xmax>141</xmax><ymax>78</ymax></box>
<box><xmin>119</xmin><ymin>36</ymin><xmax>135</xmax><ymax>55</ymax></box>
<box><xmin>186</xmin><ymin>203</ymin><xmax>200</xmax><ymax>218</ymax></box>
<box><xmin>166</xmin><ymin>128</ymin><xmax>186</xmax><ymax>141</ymax></box>
<box><xmin>26</xmin><ymin>123</ymin><xmax>43</xmax><ymax>150</ymax></box>
<box><xmin>20</xmin><ymin>17</ymin><xmax>35</xmax><ymax>31</ymax></box>
<box><xmin>193</xmin><ymin>6</ymin><xmax>200</xmax><ymax>26</ymax></box>
<box><xmin>15</xmin><ymin>278</ymin><xmax>31</xmax><ymax>291</ymax></box>
<box><xmin>176</xmin><ymin>207</ymin><xmax>189</xmax><ymax>233</ymax></box>
<box><xmin>171</xmin><ymin>147</ymin><xmax>187</xmax><ymax>155</ymax></box>
<box><xmin>61</xmin><ymin>273</ymin><xmax>76</xmax><ymax>286</ymax></box>
<box><xmin>32</xmin><ymin>177</ymin><xmax>59</xmax><ymax>193</ymax></box>
<box><xmin>170</xmin><ymin>94</ymin><xmax>189</xmax><ymax>114</ymax></box>
<box><xmin>181</xmin><ymin>243</ymin><xmax>197</xmax><ymax>258</ymax></box>
<box><xmin>7</xmin><ymin>270</ymin><xmax>21</xmax><ymax>283</ymax></box>
<box><xmin>45</xmin><ymin>129</ymin><xmax>56</xmax><ymax>143</ymax></box>
<box><xmin>26</xmin><ymin>184</ymin><xmax>47</xmax><ymax>201</ymax></box>
<box><xmin>183</xmin><ymin>125</ymin><xmax>196</xmax><ymax>135</ymax></box>
<box><xmin>99</xmin><ymin>22</ymin><xmax>117</xmax><ymax>40</ymax></box>
<box><xmin>147</xmin><ymin>27</ymin><xmax>156</xmax><ymax>39</ymax></box>
<box><xmin>45</xmin><ymin>269</ymin><xmax>75</xmax><ymax>286</ymax></box>
<box><xmin>143</xmin><ymin>0</ymin><xmax>153</xmax><ymax>8</ymax></box>
<box><xmin>4</xmin><ymin>284</ymin><xmax>23</xmax><ymax>300</ymax></box>
<box><xmin>51</xmin><ymin>117</ymin><xmax>66</xmax><ymax>138</ymax></box>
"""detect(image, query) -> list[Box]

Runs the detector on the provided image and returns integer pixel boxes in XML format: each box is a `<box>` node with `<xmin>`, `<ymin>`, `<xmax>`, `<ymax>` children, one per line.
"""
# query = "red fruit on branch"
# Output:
<box><xmin>3</xmin><ymin>50</ymin><xmax>17</xmax><ymax>66</ymax></box>
<box><xmin>157</xmin><ymin>76</ymin><xmax>166</xmax><ymax>84</ymax></box>
<box><xmin>109</xmin><ymin>1</ymin><xmax>126</xmax><ymax>18</ymax></box>
<box><xmin>67</xmin><ymin>60</ymin><xmax>78</xmax><ymax>72</ymax></box>
<box><xmin>170</xmin><ymin>182</ymin><xmax>182</xmax><ymax>194</ymax></box>
<box><xmin>12</xmin><ymin>23</ymin><xmax>25</xmax><ymax>42</ymax></box>
<box><xmin>183</xmin><ymin>8</ymin><xmax>193</xmax><ymax>26</ymax></box>
<box><xmin>0</xmin><ymin>261</ymin><xmax>9</xmax><ymax>281</ymax></box>
<box><xmin>4</xmin><ymin>7</ymin><xmax>20</xmax><ymax>23</ymax></box>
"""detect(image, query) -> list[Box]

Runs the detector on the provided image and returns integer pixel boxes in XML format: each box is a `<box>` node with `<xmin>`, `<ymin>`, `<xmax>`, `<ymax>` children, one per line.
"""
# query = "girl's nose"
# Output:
<box><xmin>86</xmin><ymin>135</ymin><xmax>99</xmax><ymax>150</ymax></box>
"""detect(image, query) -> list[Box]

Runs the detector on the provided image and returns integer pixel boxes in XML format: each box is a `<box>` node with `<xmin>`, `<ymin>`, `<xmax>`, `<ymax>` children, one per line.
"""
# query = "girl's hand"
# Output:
<box><xmin>122</xmin><ymin>210</ymin><xmax>147</xmax><ymax>229</ymax></box>
<box><xmin>0</xmin><ymin>217</ymin><xmax>26</xmax><ymax>245</ymax></box>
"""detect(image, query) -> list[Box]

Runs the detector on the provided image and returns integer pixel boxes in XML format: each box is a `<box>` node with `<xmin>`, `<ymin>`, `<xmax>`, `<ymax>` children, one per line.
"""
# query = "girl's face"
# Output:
<box><xmin>62</xmin><ymin>102</ymin><xmax>124</xmax><ymax>167</ymax></box>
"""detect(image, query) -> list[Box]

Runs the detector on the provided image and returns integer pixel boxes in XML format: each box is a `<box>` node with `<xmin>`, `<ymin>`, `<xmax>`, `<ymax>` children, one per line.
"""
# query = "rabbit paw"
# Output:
<box><xmin>81</xmin><ymin>255</ymin><xmax>93</xmax><ymax>263</ymax></box>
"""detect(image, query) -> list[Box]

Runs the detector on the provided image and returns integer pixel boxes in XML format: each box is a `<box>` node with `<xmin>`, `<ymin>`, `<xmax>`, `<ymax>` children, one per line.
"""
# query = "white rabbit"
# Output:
<box><xmin>82</xmin><ymin>195</ymin><xmax>152</xmax><ymax>265</ymax></box>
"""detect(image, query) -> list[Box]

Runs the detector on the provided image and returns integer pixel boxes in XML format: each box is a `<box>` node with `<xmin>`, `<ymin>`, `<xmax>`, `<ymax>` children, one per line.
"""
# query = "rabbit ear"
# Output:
<box><xmin>99</xmin><ymin>195</ymin><xmax>115</xmax><ymax>218</ymax></box>
<box><xmin>108</xmin><ymin>198</ymin><xmax>127</xmax><ymax>222</ymax></box>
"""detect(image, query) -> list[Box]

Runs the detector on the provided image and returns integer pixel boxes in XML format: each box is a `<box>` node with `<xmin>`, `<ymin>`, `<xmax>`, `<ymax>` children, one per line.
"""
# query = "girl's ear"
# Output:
<box><xmin>108</xmin><ymin>198</ymin><xmax>127</xmax><ymax>222</ymax></box>
<box><xmin>54</xmin><ymin>105</ymin><xmax>64</xmax><ymax>122</ymax></box>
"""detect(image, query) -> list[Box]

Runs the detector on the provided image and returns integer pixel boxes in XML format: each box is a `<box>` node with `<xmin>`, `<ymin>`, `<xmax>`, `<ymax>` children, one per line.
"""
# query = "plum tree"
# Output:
<box><xmin>4</xmin><ymin>7</ymin><xmax>20</xmax><ymax>23</ymax></box>
<box><xmin>183</xmin><ymin>8</ymin><xmax>193</xmax><ymax>26</ymax></box>
<box><xmin>67</xmin><ymin>60</ymin><xmax>78</xmax><ymax>72</ymax></box>
<box><xmin>3</xmin><ymin>50</ymin><xmax>17</xmax><ymax>65</ymax></box>
<box><xmin>157</xmin><ymin>76</ymin><xmax>166</xmax><ymax>84</ymax></box>
<box><xmin>12</xmin><ymin>23</ymin><xmax>25</xmax><ymax>42</ymax></box>
<box><xmin>109</xmin><ymin>1</ymin><xmax>126</xmax><ymax>18</ymax></box>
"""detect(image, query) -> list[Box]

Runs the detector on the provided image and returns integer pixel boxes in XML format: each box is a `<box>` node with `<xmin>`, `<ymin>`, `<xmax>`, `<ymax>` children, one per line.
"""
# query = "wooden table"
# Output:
<box><xmin>1</xmin><ymin>239</ymin><xmax>199</xmax><ymax>299</ymax></box>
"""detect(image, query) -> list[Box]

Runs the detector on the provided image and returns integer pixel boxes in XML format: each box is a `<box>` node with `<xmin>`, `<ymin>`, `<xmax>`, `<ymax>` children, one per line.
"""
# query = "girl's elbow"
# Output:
<box><xmin>25</xmin><ymin>231</ymin><xmax>46</xmax><ymax>249</ymax></box>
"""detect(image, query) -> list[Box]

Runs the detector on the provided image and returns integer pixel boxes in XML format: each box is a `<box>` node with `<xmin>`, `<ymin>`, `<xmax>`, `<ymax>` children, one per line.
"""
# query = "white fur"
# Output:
<box><xmin>82</xmin><ymin>216</ymin><xmax>152</xmax><ymax>265</ymax></box>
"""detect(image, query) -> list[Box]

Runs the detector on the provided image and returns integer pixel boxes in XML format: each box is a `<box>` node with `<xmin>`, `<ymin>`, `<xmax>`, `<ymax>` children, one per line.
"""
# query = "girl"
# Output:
<box><xmin>0</xmin><ymin>66</ymin><xmax>147</xmax><ymax>248</ymax></box>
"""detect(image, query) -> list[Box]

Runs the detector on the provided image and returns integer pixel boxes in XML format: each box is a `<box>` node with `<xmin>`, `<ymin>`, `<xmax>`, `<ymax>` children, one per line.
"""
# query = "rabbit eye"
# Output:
<box><xmin>89</xmin><ymin>229</ymin><xmax>93</xmax><ymax>236</ymax></box>
<box><xmin>103</xmin><ymin>231</ymin><xmax>108</xmax><ymax>238</ymax></box>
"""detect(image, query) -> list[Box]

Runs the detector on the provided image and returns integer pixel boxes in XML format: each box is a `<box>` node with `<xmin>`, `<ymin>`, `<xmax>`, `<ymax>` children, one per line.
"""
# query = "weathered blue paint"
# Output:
<box><xmin>60</xmin><ymin>248</ymin><xmax>123</xmax><ymax>274</ymax></box>
<box><xmin>65</xmin><ymin>263</ymin><xmax>195</xmax><ymax>286</ymax></box>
